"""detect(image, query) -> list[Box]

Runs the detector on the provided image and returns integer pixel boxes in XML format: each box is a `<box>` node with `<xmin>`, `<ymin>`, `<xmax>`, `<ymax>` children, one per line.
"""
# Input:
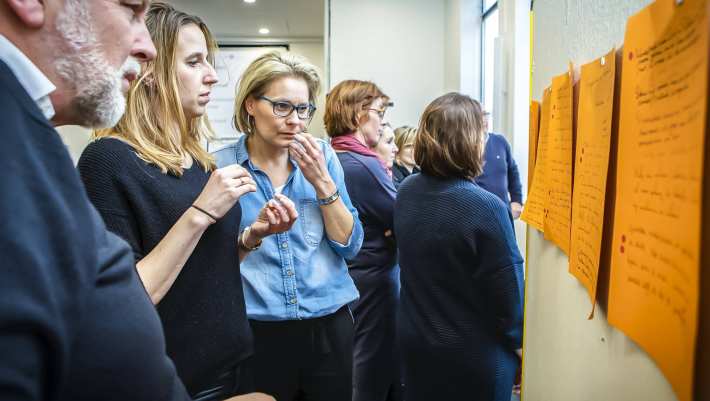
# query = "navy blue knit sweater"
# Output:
<box><xmin>394</xmin><ymin>173</ymin><xmax>524</xmax><ymax>401</ymax></box>
<box><xmin>336</xmin><ymin>151</ymin><xmax>397</xmax><ymax>271</ymax></box>
<box><xmin>475</xmin><ymin>133</ymin><xmax>523</xmax><ymax>204</ymax></box>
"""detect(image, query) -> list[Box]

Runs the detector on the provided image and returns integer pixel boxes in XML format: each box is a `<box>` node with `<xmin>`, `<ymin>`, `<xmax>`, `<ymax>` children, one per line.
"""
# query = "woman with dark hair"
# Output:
<box><xmin>325</xmin><ymin>80</ymin><xmax>402</xmax><ymax>401</ymax></box>
<box><xmin>394</xmin><ymin>93</ymin><xmax>524</xmax><ymax>401</ymax></box>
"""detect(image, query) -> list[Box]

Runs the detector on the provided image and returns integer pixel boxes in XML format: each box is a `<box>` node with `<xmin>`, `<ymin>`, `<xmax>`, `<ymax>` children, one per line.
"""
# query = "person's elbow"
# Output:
<box><xmin>330</xmin><ymin>218</ymin><xmax>364</xmax><ymax>260</ymax></box>
<box><xmin>499</xmin><ymin>314</ymin><xmax>524</xmax><ymax>351</ymax></box>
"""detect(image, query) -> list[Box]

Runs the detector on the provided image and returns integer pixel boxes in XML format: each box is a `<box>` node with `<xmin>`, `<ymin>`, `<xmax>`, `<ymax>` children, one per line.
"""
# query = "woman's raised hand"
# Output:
<box><xmin>288</xmin><ymin>133</ymin><xmax>336</xmax><ymax>198</ymax></box>
<box><xmin>193</xmin><ymin>164</ymin><xmax>256</xmax><ymax>222</ymax></box>
<box><xmin>249</xmin><ymin>194</ymin><xmax>299</xmax><ymax>240</ymax></box>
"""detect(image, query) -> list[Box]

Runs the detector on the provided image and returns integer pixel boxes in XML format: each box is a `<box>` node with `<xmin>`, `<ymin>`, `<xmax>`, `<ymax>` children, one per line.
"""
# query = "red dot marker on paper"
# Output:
<box><xmin>622</xmin><ymin>235</ymin><xmax>626</xmax><ymax>243</ymax></box>
<box><xmin>620</xmin><ymin>245</ymin><xmax>625</xmax><ymax>253</ymax></box>
<box><xmin>629</xmin><ymin>51</ymin><xmax>634</xmax><ymax>61</ymax></box>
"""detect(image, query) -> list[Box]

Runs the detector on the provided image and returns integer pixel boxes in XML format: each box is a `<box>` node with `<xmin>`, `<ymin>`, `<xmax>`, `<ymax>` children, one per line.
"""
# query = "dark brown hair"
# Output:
<box><xmin>414</xmin><ymin>92</ymin><xmax>485</xmax><ymax>180</ymax></box>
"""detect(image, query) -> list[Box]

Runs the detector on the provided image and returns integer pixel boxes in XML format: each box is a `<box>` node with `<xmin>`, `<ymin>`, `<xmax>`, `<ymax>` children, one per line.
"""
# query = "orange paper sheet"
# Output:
<box><xmin>543</xmin><ymin>68</ymin><xmax>574</xmax><ymax>255</ymax></box>
<box><xmin>521</xmin><ymin>88</ymin><xmax>551</xmax><ymax>232</ymax></box>
<box><xmin>608</xmin><ymin>1</ymin><xmax>708</xmax><ymax>401</ymax></box>
<box><xmin>569</xmin><ymin>49</ymin><xmax>616</xmax><ymax>312</ymax></box>
<box><xmin>528</xmin><ymin>100</ymin><xmax>541</xmax><ymax>193</ymax></box>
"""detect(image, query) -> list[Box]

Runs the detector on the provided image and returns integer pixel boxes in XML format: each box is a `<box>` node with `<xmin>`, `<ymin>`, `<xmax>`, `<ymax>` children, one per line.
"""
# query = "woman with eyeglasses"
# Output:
<box><xmin>78</xmin><ymin>4</ymin><xmax>293</xmax><ymax>400</ymax></box>
<box><xmin>325</xmin><ymin>80</ymin><xmax>402</xmax><ymax>401</ymax></box>
<box><xmin>213</xmin><ymin>52</ymin><xmax>363</xmax><ymax>401</ymax></box>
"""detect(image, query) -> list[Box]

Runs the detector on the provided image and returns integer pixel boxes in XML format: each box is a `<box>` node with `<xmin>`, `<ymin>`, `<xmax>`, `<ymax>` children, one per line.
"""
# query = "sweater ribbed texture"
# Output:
<box><xmin>394</xmin><ymin>173</ymin><xmax>524</xmax><ymax>401</ymax></box>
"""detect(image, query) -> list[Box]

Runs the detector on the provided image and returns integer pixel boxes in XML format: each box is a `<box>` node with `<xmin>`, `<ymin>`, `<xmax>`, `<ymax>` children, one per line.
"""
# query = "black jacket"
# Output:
<box><xmin>0</xmin><ymin>60</ymin><xmax>190</xmax><ymax>401</ymax></box>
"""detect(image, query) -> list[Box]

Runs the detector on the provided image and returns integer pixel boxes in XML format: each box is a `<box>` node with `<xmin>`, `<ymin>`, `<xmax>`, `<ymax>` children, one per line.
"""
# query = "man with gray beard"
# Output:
<box><xmin>0</xmin><ymin>1</ymin><xmax>271</xmax><ymax>400</ymax></box>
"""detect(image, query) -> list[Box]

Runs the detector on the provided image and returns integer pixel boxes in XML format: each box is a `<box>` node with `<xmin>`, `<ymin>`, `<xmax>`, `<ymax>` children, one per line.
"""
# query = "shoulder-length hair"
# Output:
<box><xmin>324</xmin><ymin>80</ymin><xmax>389</xmax><ymax>138</ymax></box>
<box><xmin>233</xmin><ymin>51</ymin><xmax>321</xmax><ymax>136</ymax></box>
<box><xmin>414</xmin><ymin>92</ymin><xmax>485</xmax><ymax>180</ymax></box>
<box><xmin>93</xmin><ymin>1</ymin><xmax>217</xmax><ymax>176</ymax></box>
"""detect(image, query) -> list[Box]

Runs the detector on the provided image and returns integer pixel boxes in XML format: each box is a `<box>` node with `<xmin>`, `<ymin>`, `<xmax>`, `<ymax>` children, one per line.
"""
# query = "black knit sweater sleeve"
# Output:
<box><xmin>78</xmin><ymin>138</ymin><xmax>145</xmax><ymax>260</ymax></box>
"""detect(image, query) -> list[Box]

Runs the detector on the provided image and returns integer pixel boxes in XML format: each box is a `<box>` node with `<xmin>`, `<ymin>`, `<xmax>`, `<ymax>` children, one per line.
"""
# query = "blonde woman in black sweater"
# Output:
<box><xmin>78</xmin><ymin>3</ymin><xmax>295</xmax><ymax>400</ymax></box>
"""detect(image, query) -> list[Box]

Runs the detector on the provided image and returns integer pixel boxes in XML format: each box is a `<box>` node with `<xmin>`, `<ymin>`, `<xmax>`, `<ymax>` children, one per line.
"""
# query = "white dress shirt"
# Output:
<box><xmin>0</xmin><ymin>34</ymin><xmax>56</xmax><ymax>120</ymax></box>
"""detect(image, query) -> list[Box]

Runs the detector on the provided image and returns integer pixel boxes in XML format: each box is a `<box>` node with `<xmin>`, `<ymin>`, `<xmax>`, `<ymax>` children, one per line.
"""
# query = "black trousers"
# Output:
<box><xmin>191</xmin><ymin>359</ymin><xmax>255</xmax><ymax>401</ymax></box>
<box><xmin>350</xmin><ymin>267</ymin><xmax>403</xmax><ymax>401</ymax></box>
<box><xmin>249</xmin><ymin>306</ymin><xmax>354</xmax><ymax>401</ymax></box>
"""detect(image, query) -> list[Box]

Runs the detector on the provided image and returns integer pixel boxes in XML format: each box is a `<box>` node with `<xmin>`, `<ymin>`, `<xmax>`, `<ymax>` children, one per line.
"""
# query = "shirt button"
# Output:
<box><xmin>289</xmin><ymin>298</ymin><xmax>297</xmax><ymax>304</ymax></box>
<box><xmin>286</xmin><ymin>270</ymin><xmax>294</xmax><ymax>276</ymax></box>
<box><xmin>281</xmin><ymin>242</ymin><xmax>288</xmax><ymax>249</ymax></box>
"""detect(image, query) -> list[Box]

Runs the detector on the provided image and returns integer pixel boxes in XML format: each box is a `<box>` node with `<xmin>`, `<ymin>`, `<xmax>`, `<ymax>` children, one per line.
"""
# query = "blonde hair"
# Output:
<box><xmin>93</xmin><ymin>1</ymin><xmax>217</xmax><ymax>176</ymax></box>
<box><xmin>233</xmin><ymin>51</ymin><xmax>321</xmax><ymax>135</ymax></box>
<box><xmin>324</xmin><ymin>80</ymin><xmax>389</xmax><ymax>137</ymax></box>
<box><xmin>394</xmin><ymin>125</ymin><xmax>416</xmax><ymax>148</ymax></box>
<box><xmin>414</xmin><ymin>93</ymin><xmax>485</xmax><ymax>180</ymax></box>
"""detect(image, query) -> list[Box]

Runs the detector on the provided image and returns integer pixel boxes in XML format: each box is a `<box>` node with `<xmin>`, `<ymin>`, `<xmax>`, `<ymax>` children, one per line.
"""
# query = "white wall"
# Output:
<box><xmin>57</xmin><ymin>125</ymin><xmax>92</xmax><ymax>164</ymax></box>
<box><xmin>328</xmin><ymin>0</ymin><xmax>447</xmax><ymax>129</ymax></box>
<box><xmin>445</xmin><ymin>0</ymin><xmax>482</xmax><ymax>98</ymax></box>
<box><xmin>290</xmin><ymin>41</ymin><xmax>327</xmax><ymax>138</ymax></box>
<box><xmin>522</xmin><ymin>1</ymin><xmax>679</xmax><ymax>401</ymax></box>
<box><xmin>56</xmin><ymin>40</ymin><xmax>327</xmax><ymax>162</ymax></box>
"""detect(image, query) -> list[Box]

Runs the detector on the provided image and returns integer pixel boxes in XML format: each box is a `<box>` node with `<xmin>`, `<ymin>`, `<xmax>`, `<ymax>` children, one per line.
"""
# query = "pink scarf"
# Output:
<box><xmin>331</xmin><ymin>134</ymin><xmax>391</xmax><ymax>177</ymax></box>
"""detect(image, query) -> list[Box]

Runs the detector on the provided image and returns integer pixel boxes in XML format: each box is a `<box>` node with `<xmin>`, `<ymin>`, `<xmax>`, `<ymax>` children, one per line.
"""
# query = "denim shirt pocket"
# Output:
<box><xmin>299</xmin><ymin>199</ymin><xmax>324</xmax><ymax>247</ymax></box>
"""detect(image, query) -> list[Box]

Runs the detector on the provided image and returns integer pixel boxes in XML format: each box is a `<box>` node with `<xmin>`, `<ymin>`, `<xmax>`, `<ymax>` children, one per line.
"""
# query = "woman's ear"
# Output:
<box><xmin>6</xmin><ymin>0</ymin><xmax>46</xmax><ymax>29</ymax></box>
<box><xmin>245</xmin><ymin>96</ymin><xmax>256</xmax><ymax>115</ymax></box>
<box><xmin>354</xmin><ymin>109</ymin><xmax>367</xmax><ymax>129</ymax></box>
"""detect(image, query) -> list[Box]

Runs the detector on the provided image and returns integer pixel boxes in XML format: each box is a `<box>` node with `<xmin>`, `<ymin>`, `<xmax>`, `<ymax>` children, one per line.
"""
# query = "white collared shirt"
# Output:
<box><xmin>0</xmin><ymin>34</ymin><xmax>56</xmax><ymax>120</ymax></box>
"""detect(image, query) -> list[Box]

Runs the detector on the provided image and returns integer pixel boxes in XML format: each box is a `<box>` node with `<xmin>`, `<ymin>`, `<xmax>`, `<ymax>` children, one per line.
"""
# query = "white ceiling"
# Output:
<box><xmin>168</xmin><ymin>0</ymin><xmax>325</xmax><ymax>41</ymax></box>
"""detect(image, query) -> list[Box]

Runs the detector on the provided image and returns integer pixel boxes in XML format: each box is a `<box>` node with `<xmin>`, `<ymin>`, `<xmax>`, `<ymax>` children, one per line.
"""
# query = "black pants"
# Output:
<box><xmin>191</xmin><ymin>359</ymin><xmax>255</xmax><ymax>401</ymax></box>
<box><xmin>249</xmin><ymin>306</ymin><xmax>354</xmax><ymax>401</ymax></box>
<box><xmin>350</xmin><ymin>267</ymin><xmax>403</xmax><ymax>401</ymax></box>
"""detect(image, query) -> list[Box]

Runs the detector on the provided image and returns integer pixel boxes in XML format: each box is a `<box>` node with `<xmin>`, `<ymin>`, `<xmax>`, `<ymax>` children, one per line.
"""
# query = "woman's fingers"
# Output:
<box><xmin>233</xmin><ymin>175</ymin><xmax>256</xmax><ymax>188</ymax></box>
<box><xmin>305</xmin><ymin>134</ymin><xmax>322</xmax><ymax>154</ymax></box>
<box><xmin>268</xmin><ymin>200</ymin><xmax>290</xmax><ymax>223</ymax></box>
<box><xmin>232</xmin><ymin>183</ymin><xmax>257</xmax><ymax>199</ymax></box>
<box><xmin>274</xmin><ymin>194</ymin><xmax>298</xmax><ymax>220</ymax></box>
<box><xmin>294</xmin><ymin>133</ymin><xmax>320</xmax><ymax>159</ymax></box>
<box><xmin>265</xmin><ymin>208</ymin><xmax>278</xmax><ymax>225</ymax></box>
<box><xmin>274</xmin><ymin>193</ymin><xmax>294</xmax><ymax>207</ymax></box>
<box><xmin>217</xmin><ymin>164</ymin><xmax>251</xmax><ymax>180</ymax></box>
<box><xmin>289</xmin><ymin>142</ymin><xmax>315</xmax><ymax>165</ymax></box>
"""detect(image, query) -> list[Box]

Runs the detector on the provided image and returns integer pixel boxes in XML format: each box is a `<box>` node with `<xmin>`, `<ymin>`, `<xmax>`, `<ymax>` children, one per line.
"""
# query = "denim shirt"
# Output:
<box><xmin>213</xmin><ymin>135</ymin><xmax>363</xmax><ymax>321</ymax></box>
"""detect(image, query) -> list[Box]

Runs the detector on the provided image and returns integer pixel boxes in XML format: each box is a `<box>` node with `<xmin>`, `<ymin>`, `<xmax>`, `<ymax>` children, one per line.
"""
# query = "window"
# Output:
<box><xmin>482</xmin><ymin>1</ymin><xmax>499</xmax><ymax>130</ymax></box>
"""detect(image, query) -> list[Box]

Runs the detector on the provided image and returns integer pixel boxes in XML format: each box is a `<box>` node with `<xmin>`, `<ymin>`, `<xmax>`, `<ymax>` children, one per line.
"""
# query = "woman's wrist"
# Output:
<box><xmin>240</xmin><ymin>225</ymin><xmax>263</xmax><ymax>251</ymax></box>
<box><xmin>186</xmin><ymin>206</ymin><xmax>214</xmax><ymax>229</ymax></box>
<box><xmin>314</xmin><ymin>179</ymin><xmax>337</xmax><ymax>199</ymax></box>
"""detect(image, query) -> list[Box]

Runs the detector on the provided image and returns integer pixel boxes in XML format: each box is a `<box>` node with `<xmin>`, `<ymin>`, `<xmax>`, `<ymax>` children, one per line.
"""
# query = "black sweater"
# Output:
<box><xmin>78</xmin><ymin>138</ymin><xmax>253</xmax><ymax>395</ymax></box>
<box><xmin>0</xmin><ymin>60</ymin><xmax>189</xmax><ymax>400</ymax></box>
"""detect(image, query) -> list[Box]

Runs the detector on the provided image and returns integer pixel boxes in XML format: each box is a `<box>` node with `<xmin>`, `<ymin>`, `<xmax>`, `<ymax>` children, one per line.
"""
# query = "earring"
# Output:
<box><xmin>248</xmin><ymin>115</ymin><xmax>255</xmax><ymax>134</ymax></box>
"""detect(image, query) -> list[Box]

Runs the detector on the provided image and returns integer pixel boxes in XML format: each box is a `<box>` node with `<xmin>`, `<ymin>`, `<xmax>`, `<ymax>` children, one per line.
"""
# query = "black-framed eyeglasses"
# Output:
<box><xmin>258</xmin><ymin>96</ymin><xmax>316</xmax><ymax>120</ymax></box>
